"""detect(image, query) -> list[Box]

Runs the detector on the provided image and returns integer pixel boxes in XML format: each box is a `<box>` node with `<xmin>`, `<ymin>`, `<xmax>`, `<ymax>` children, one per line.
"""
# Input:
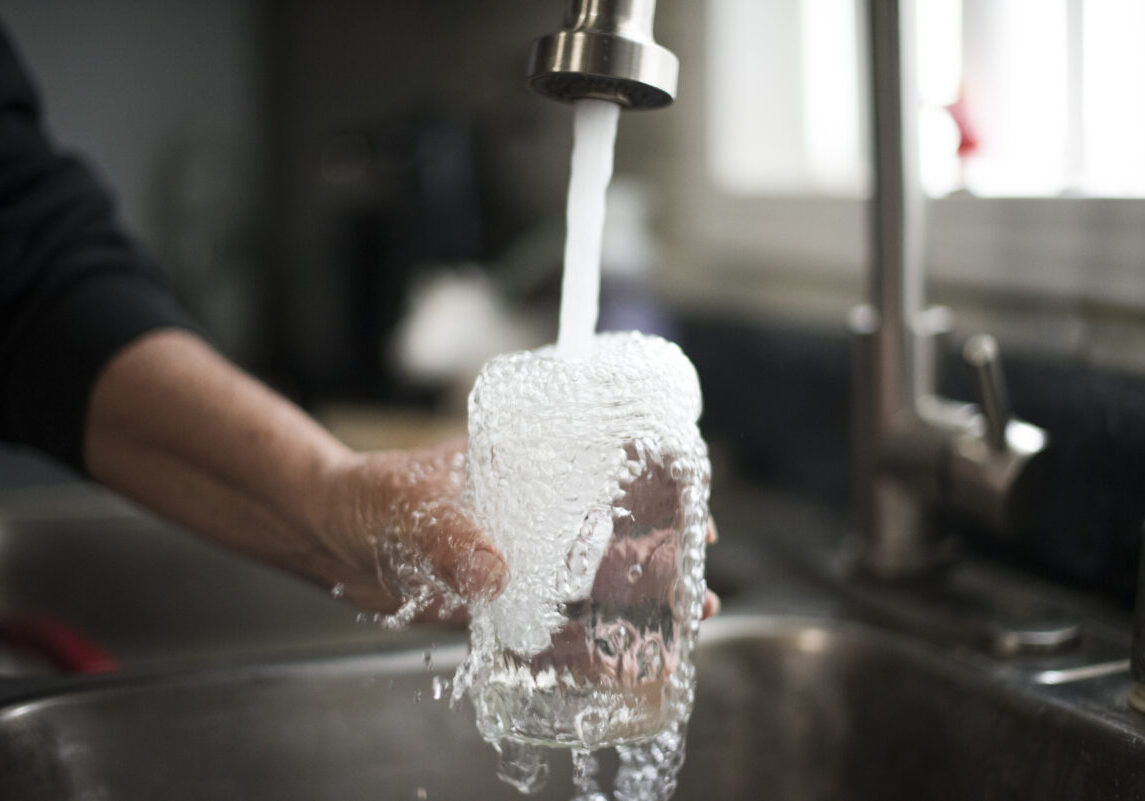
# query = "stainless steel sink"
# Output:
<box><xmin>2</xmin><ymin>484</ymin><xmax>1144</xmax><ymax>799</ymax></box>
<box><xmin>2</xmin><ymin>614</ymin><xmax>1143</xmax><ymax>801</ymax></box>
<box><xmin>0</xmin><ymin>484</ymin><xmax>388</xmax><ymax>668</ymax></box>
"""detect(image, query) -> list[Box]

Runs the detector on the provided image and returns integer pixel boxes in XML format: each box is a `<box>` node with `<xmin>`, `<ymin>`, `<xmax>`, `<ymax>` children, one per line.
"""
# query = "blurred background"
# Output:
<box><xmin>2</xmin><ymin>0</ymin><xmax>1145</xmax><ymax>598</ymax></box>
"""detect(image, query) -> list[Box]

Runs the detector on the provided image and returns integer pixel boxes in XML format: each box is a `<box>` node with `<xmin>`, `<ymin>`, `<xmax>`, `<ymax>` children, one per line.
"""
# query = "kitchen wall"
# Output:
<box><xmin>265</xmin><ymin>0</ymin><xmax>566</xmax><ymax>395</ymax></box>
<box><xmin>3</xmin><ymin>0</ymin><xmax>264</xmax><ymax>249</ymax></box>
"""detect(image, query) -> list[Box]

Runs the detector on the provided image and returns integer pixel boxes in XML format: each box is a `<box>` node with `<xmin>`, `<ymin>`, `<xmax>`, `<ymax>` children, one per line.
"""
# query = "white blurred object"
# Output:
<box><xmin>392</xmin><ymin>267</ymin><xmax>544</xmax><ymax>392</ymax></box>
<box><xmin>708</xmin><ymin>0</ymin><xmax>1145</xmax><ymax>198</ymax></box>
<box><xmin>601</xmin><ymin>176</ymin><xmax>659</xmax><ymax>281</ymax></box>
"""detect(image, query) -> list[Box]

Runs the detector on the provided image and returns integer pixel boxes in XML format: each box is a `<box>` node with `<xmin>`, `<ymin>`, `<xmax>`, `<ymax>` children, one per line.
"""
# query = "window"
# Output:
<box><xmin>708</xmin><ymin>0</ymin><xmax>1145</xmax><ymax>199</ymax></box>
<box><xmin>689</xmin><ymin>0</ymin><xmax>1145</xmax><ymax>315</ymax></box>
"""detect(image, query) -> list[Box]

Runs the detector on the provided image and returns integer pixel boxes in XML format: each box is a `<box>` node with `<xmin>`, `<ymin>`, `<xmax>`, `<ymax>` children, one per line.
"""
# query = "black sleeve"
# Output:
<box><xmin>0</xmin><ymin>21</ymin><xmax>191</xmax><ymax>473</ymax></box>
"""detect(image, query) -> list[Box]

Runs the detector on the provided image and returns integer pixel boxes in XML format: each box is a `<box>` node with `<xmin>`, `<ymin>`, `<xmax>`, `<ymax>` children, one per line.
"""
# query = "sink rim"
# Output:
<box><xmin>1</xmin><ymin>610</ymin><xmax>1143</xmax><ymax>748</ymax></box>
<box><xmin>0</xmin><ymin>614</ymin><xmax>880</xmax><ymax>714</ymax></box>
<box><xmin>0</xmin><ymin>613</ymin><xmax>1020</xmax><ymax>716</ymax></box>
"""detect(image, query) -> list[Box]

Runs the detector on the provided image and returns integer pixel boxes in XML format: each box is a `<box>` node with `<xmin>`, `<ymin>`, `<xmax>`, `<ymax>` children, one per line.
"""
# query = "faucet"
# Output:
<box><xmin>527</xmin><ymin>0</ymin><xmax>678</xmax><ymax>109</ymax></box>
<box><xmin>526</xmin><ymin>0</ymin><xmax>1045</xmax><ymax>580</ymax></box>
<box><xmin>850</xmin><ymin>0</ymin><xmax>1048</xmax><ymax>579</ymax></box>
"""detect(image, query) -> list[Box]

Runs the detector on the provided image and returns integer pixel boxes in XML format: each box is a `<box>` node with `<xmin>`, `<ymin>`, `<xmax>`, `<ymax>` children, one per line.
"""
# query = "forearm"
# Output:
<box><xmin>85</xmin><ymin>329</ymin><xmax>352</xmax><ymax>579</ymax></box>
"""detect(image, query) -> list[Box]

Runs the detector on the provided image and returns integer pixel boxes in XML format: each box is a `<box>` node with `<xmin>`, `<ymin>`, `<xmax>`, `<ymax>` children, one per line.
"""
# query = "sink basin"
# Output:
<box><xmin>2</xmin><ymin>614</ymin><xmax>1143</xmax><ymax>801</ymax></box>
<box><xmin>0</xmin><ymin>485</ymin><xmax>386</xmax><ymax>668</ymax></box>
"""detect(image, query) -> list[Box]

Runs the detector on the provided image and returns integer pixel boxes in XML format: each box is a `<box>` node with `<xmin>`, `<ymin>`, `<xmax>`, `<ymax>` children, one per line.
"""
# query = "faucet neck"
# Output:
<box><xmin>867</xmin><ymin>0</ymin><xmax>927</xmax><ymax>419</ymax></box>
<box><xmin>565</xmin><ymin>0</ymin><xmax>658</xmax><ymax>40</ymax></box>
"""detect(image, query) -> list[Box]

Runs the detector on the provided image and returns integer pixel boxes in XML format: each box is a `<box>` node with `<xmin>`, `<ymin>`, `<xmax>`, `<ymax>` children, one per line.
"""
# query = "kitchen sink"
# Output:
<box><xmin>1</xmin><ymin>614</ymin><xmax>1143</xmax><ymax>801</ymax></box>
<box><xmin>2</xmin><ymin>484</ymin><xmax>1143</xmax><ymax>799</ymax></box>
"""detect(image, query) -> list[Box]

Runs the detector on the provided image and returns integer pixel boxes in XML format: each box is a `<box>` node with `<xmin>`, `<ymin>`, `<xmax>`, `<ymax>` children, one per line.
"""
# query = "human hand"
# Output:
<box><xmin>310</xmin><ymin>438</ymin><xmax>717</xmax><ymax>628</ymax></box>
<box><xmin>314</xmin><ymin>439</ymin><xmax>509</xmax><ymax>625</ymax></box>
<box><xmin>510</xmin><ymin>448</ymin><xmax>718</xmax><ymax>690</ymax></box>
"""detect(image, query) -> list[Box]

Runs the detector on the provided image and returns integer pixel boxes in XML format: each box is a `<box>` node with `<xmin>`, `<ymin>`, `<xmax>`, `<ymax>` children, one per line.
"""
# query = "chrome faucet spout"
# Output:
<box><xmin>527</xmin><ymin>0</ymin><xmax>678</xmax><ymax>109</ymax></box>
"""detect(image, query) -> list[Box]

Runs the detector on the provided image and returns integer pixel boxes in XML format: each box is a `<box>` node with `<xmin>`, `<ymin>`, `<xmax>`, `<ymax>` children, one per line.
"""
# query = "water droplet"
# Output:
<box><xmin>571</xmin><ymin>748</ymin><xmax>605</xmax><ymax>801</ymax></box>
<box><xmin>330</xmin><ymin>582</ymin><xmax>345</xmax><ymax>599</ymax></box>
<box><xmin>354</xmin><ymin>612</ymin><xmax>367</xmax><ymax>624</ymax></box>
<box><xmin>415</xmin><ymin>787</ymin><xmax>428</xmax><ymax>800</ymax></box>
<box><xmin>626</xmin><ymin>563</ymin><xmax>643</xmax><ymax>583</ymax></box>
<box><xmin>431</xmin><ymin>675</ymin><xmax>450</xmax><ymax>700</ymax></box>
<box><xmin>423</xmin><ymin>648</ymin><xmax>433</xmax><ymax>669</ymax></box>
<box><xmin>414</xmin><ymin>690</ymin><xmax>423</xmax><ymax>704</ymax></box>
<box><xmin>494</xmin><ymin>739</ymin><xmax>550</xmax><ymax>795</ymax></box>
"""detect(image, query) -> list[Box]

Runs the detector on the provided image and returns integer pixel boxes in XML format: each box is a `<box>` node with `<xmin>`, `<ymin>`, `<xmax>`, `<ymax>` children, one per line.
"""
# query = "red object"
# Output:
<box><xmin>0</xmin><ymin>614</ymin><xmax>119</xmax><ymax>674</ymax></box>
<box><xmin>946</xmin><ymin>88</ymin><xmax>981</xmax><ymax>159</ymax></box>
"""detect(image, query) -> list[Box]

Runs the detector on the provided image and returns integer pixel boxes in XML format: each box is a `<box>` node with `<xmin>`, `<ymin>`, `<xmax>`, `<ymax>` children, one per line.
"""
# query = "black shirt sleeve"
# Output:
<box><xmin>0</xmin><ymin>21</ymin><xmax>191</xmax><ymax>473</ymax></box>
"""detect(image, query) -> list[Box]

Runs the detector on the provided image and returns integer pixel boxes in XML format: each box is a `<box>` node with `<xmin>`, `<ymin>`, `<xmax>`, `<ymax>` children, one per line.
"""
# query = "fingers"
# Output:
<box><xmin>702</xmin><ymin>589</ymin><xmax>721</xmax><ymax>619</ymax></box>
<box><xmin>703</xmin><ymin>517</ymin><xmax>719</xmax><ymax>619</ymax></box>
<box><xmin>399</xmin><ymin>444</ymin><xmax>508</xmax><ymax>602</ymax></box>
<box><xmin>322</xmin><ymin>447</ymin><xmax>510</xmax><ymax>615</ymax></box>
<box><xmin>339</xmin><ymin>444</ymin><xmax>715</xmax><ymax>621</ymax></box>
<box><xmin>407</xmin><ymin>499</ymin><xmax>509</xmax><ymax>603</ymax></box>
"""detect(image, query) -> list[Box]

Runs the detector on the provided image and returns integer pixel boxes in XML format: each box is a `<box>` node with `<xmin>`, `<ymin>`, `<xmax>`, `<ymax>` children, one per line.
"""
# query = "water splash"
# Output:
<box><xmin>571</xmin><ymin>749</ymin><xmax>607</xmax><ymax>801</ymax></box>
<box><xmin>495</xmin><ymin>739</ymin><xmax>551</xmax><ymax>795</ymax></box>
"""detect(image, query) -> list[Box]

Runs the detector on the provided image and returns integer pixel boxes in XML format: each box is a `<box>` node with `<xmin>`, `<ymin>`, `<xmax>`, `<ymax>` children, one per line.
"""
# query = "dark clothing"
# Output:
<box><xmin>0</xmin><ymin>22</ymin><xmax>188</xmax><ymax>473</ymax></box>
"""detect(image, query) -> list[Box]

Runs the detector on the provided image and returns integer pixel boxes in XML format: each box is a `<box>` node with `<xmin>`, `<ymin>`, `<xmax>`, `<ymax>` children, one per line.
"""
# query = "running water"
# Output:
<box><xmin>453</xmin><ymin>98</ymin><xmax>710</xmax><ymax>801</ymax></box>
<box><xmin>558</xmin><ymin>99</ymin><xmax>621</xmax><ymax>359</ymax></box>
<box><xmin>339</xmin><ymin>88</ymin><xmax>706</xmax><ymax>801</ymax></box>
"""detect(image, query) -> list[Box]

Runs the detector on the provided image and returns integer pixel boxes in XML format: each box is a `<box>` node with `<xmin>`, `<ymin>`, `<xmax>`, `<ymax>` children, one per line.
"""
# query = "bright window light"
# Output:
<box><xmin>1083</xmin><ymin>0</ymin><xmax>1145</xmax><ymax>196</ymax></box>
<box><xmin>962</xmin><ymin>0</ymin><xmax>1070</xmax><ymax>196</ymax></box>
<box><xmin>708</xmin><ymin>0</ymin><xmax>811</xmax><ymax>195</ymax></box>
<box><xmin>708</xmin><ymin>0</ymin><xmax>1145</xmax><ymax>199</ymax></box>
<box><xmin>800</xmin><ymin>0</ymin><xmax>865</xmax><ymax>194</ymax></box>
<box><xmin>917</xmin><ymin>0</ymin><xmax>963</xmax><ymax>196</ymax></box>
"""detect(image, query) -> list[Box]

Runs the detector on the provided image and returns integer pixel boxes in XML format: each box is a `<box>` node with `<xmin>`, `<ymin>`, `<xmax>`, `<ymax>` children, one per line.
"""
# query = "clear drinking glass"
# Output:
<box><xmin>463</xmin><ymin>333</ymin><xmax>709</xmax><ymax>750</ymax></box>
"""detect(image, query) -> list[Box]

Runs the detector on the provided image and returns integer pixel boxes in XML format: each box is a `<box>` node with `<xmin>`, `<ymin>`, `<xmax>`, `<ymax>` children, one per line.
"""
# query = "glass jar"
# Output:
<box><xmin>461</xmin><ymin>332</ymin><xmax>710</xmax><ymax>750</ymax></box>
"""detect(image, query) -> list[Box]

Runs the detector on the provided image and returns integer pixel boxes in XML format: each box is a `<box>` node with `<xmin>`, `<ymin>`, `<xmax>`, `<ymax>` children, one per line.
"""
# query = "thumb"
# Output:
<box><xmin>416</xmin><ymin>504</ymin><xmax>509</xmax><ymax>602</ymax></box>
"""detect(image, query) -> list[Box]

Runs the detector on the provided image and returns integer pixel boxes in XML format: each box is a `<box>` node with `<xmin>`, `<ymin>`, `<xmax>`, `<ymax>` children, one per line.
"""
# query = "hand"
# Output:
<box><xmin>704</xmin><ymin>519</ymin><xmax>721</xmax><ymax>617</ymax></box>
<box><xmin>313</xmin><ymin>438</ymin><xmax>718</xmax><ymax>627</ymax></box>
<box><xmin>511</xmin><ymin>453</ymin><xmax>720</xmax><ymax>688</ymax></box>
<box><xmin>314</xmin><ymin>439</ymin><xmax>509</xmax><ymax>625</ymax></box>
